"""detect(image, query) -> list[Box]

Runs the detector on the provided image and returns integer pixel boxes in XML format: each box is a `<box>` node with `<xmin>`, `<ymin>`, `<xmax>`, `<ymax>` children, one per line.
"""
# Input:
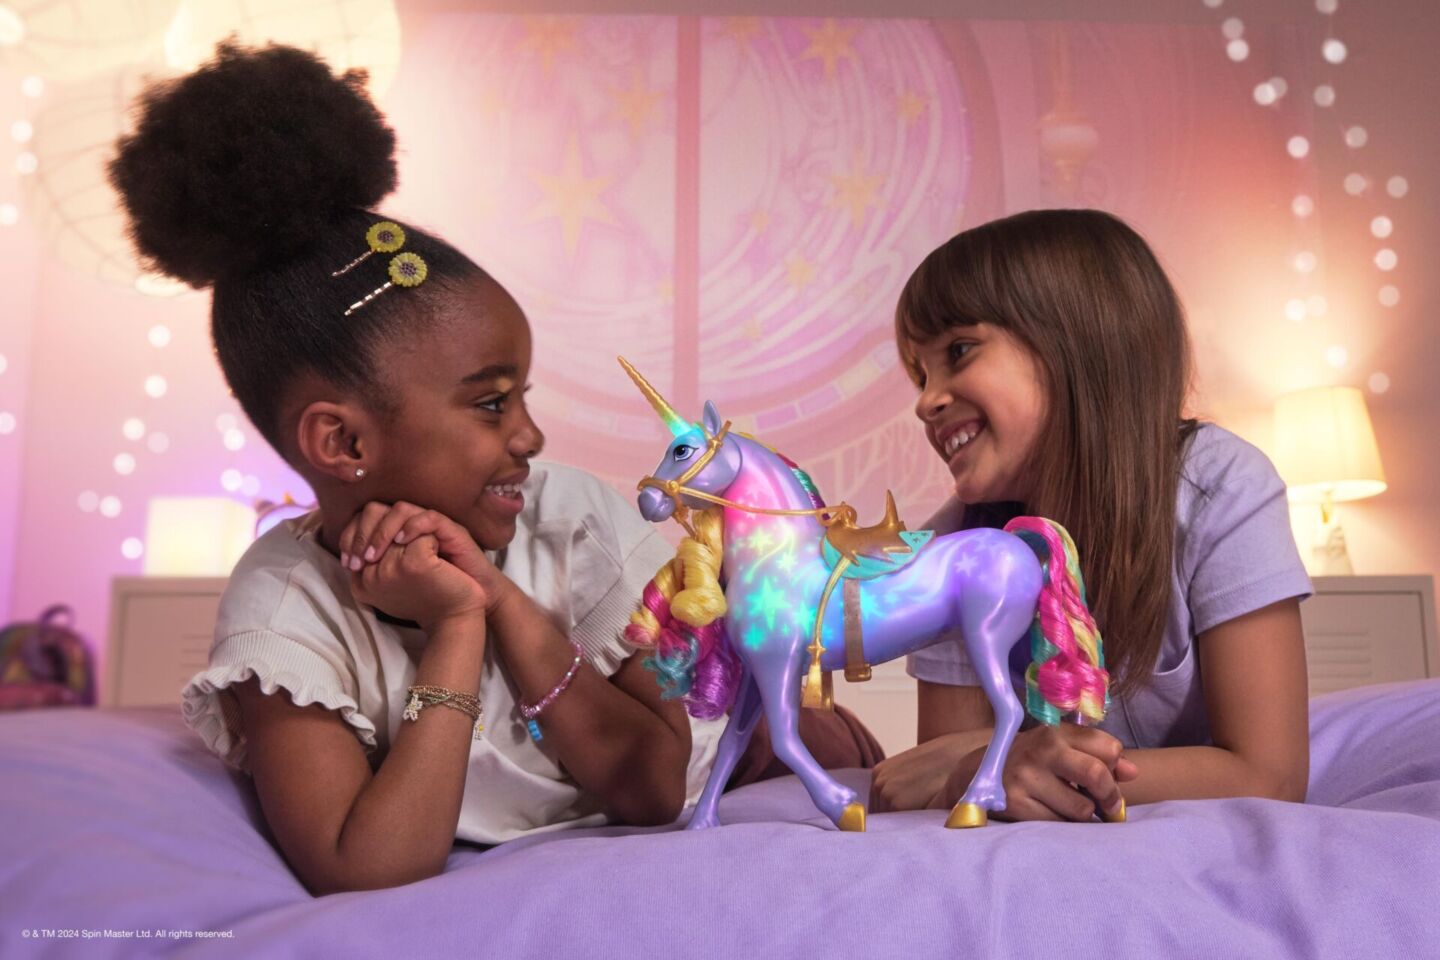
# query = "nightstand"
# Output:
<box><xmin>105</xmin><ymin>576</ymin><xmax>228</xmax><ymax>708</ymax></box>
<box><xmin>1302</xmin><ymin>575</ymin><xmax>1437</xmax><ymax>696</ymax></box>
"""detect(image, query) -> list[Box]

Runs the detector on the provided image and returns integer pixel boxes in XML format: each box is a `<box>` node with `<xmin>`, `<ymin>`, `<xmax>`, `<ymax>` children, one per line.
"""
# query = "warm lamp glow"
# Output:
<box><xmin>143</xmin><ymin>497</ymin><xmax>255</xmax><ymax>576</ymax></box>
<box><xmin>1274</xmin><ymin>386</ymin><xmax>1386</xmax><ymax>504</ymax></box>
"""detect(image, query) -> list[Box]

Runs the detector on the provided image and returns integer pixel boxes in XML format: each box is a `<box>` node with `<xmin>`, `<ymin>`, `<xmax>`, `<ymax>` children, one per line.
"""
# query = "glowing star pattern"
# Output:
<box><xmin>800</xmin><ymin>19</ymin><xmax>858</xmax><ymax>80</ymax></box>
<box><xmin>519</xmin><ymin>17</ymin><xmax>578</xmax><ymax>73</ymax></box>
<box><xmin>528</xmin><ymin>137</ymin><xmax>617</xmax><ymax>256</ymax></box>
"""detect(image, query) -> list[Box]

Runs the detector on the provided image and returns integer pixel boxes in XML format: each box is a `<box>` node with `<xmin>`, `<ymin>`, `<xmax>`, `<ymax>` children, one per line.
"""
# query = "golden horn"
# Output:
<box><xmin>617</xmin><ymin>356</ymin><xmax>689</xmax><ymax>436</ymax></box>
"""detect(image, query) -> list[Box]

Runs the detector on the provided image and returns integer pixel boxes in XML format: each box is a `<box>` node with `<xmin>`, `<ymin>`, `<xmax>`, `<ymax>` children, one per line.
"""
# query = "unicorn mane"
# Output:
<box><xmin>626</xmin><ymin>508</ymin><xmax>741</xmax><ymax>719</ymax></box>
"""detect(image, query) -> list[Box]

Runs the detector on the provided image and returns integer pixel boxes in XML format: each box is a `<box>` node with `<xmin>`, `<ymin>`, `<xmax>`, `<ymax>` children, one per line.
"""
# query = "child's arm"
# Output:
<box><xmin>347</xmin><ymin>502</ymin><xmax>692</xmax><ymax>826</ymax></box>
<box><xmin>486</xmin><ymin>585</ymin><xmax>693</xmax><ymax>825</ymax></box>
<box><xmin>1107</xmin><ymin>597</ymin><xmax>1310</xmax><ymax>805</ymax></box>
<box><xmin>874</xmin><ymin>597</ymin><xmax>1308</xmax><ymax>818</ymax></box>
<box><xmin>233</xmin><ymin>535</ymin><xmax>489</xmax><ymax>896</ymax></box>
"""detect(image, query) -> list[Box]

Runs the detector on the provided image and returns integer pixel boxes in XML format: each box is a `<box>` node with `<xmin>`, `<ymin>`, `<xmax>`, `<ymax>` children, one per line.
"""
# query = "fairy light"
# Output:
<box><xmin>113</xmin><ymin>453</ymin><xmax>136</xmax><ymax>476</ymax></box>
<box><xmin>223</xmin><ymin>428</ymin><xmax>246</xmax><ymax>451</ymax></box>
<box><xmin>1325</xmin><ymin>345</ymin><xmax>1349</xmax><ymax>368</ymax></box>
<box><xmin>99</xmin><ymin>496</ymin><xmax>122</xmax><ymax>518</ymax></box>
<box><xmin>1343</xmin><ymin>173</ymin><xmax>1368</xmax><ymax>196</ymax></box>
<box><xmin>0</xmin><ymin>412</ymin><xmax>15</xmax><ymax>434</ymax></box>
<box><xmin>20</xmin><ymin>76</ymin><xmax>42</xmax><ymax>98</ymax></box>
<box><xmin>1293</xmin><ymin>251</ymin><xmax>1317</xmax><ymax>274</ymax></box>
<box><xmin>221</xmin><ymin>469</ymin><xmax>243</xmax><ymax>493</ymax></box>
<box><xmin>1374</xmin><ymin>249</ymin><xmax>1397</xmax><ymax>271</ymax></box>
<box><xmin>1291</xmin><ymin>195</ymin><xmax>1314</xmax><ymax>218</ymax></box>
<box><xmin>148</xmin><ymin>325</ymin><xmax>171</xmax><ymax>348</ymax></box>
<box><xmin>0</xmin><ymin>204</ymin><xmax>16</xmax><ymax>226</ymax></box>
<box><xmin>1344</xmin><ymin>126</ymin><xmax>1368</xmax><ymax>149</ymax></box>
<box><xmin>144</xmin><ymin>375</ymin><xmax>168</xmax><ymax>398</ymax></box>
<box><xmin>1378</xmin><ymin>285</ymin><xmax>1400</xmax><ymax>307</ymax></box>
<box><xmin>1285</xmin><ymin>299</ymin><xmax>1307</xmax><ymax>322</ymax></box>
<box><xmin>1386</xmin><ymin>176</ymin><xmax>1408</xmax><ymax>198</ymax></box>
<box><xmin>1368</xmin><ymin>372</ymin><xmax>1390</xmax><ymax>394</ymax></box>
<box><xmin>1370</xmin><ymin>216</ymin><xmax>1393</xmax><ymax>238</ymax></box>
<box><xmin>1313</xmin><ymin>85</ymin><xmax>1335</xmax><ymax>107</ymax></box>
<box><xmin>1322</xmin><ymin>39</ymin><xmax>1347</xmax><ymax>64</ymax></box>
<box><xmin>122</xmin><ymin>418</ymin><xmax>146</xmax><ymax>441</ymax></box>
<box><xmin>121</xmin><ymin>538</ymin><xmax>144</xmax><ymax>560</ymax></box>
<box><xmin>1286</xmin><ymin>136</ymin><xmax>1309</xmax><ymax>159</ymax></box>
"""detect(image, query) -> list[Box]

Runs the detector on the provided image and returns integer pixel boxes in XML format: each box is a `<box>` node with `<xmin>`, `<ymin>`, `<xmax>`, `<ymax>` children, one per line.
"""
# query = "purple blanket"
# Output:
<box><xmin>3</xmin><ymin>680</ymin><xmax>1438</xmax><ymax>958</ymax></box>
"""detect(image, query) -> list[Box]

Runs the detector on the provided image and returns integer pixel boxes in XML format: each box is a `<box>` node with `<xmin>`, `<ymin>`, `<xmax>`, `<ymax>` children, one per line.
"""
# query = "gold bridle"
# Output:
<box><xmin>636</xmin><ymin>419</ymin><xmax>852</xmax><ymax>539</ymax></box>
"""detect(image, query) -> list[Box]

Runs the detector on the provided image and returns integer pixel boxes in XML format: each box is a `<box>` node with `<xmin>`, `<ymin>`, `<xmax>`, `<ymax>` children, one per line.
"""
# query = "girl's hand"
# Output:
<box><xmin>938</xmin><ymin>723</ymin><xmax>1139</xmax><ymax>822</ymax></box>
<box><xmin>869</xmin><ymin>730</ymin><xmax>988</xmax><ymax>814</ymax></box>
<box><xmin>347</xmin><ymin>533</ymin><xmax>487</xmax><ymax>633</ymax></box>
<box><xmin>340</xmin><ymin>502</ymin><xmax>513</xmax><ymax>614</ymax></box>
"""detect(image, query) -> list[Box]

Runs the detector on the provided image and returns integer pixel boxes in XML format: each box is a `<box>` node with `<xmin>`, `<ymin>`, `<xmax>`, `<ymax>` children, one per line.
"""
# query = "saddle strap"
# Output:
<box><xmin>843</xmin><ymin>579</ymin><xmax>871</xmax><ymax>682</ymax></box>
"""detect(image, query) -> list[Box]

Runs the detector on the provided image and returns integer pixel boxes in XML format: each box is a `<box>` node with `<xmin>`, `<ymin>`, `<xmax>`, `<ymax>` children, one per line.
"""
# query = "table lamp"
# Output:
<box><xmin>1273</xmin><ymin>385</ymin><xmax>1386</xmax><ymax>575</ymax></box>
<box><xmin>144</xmin><ymin>497</ymin><xmax>256</xmax><ymax>576</ymax></box>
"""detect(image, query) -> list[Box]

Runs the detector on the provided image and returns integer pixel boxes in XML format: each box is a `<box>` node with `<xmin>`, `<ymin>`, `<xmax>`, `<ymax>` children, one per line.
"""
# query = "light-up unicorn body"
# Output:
<box><xmin>619</xmin><ymin>359</ymin><xmax>1116</xmax><ymax>832</ymax></box>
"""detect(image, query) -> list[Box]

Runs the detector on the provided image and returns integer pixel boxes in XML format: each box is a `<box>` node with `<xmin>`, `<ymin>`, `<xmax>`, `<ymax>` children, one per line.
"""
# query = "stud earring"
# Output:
<box><xmin>355</xmin><ymin>467</ymin><xmax>367</xmax><ymax>479</ymax></box>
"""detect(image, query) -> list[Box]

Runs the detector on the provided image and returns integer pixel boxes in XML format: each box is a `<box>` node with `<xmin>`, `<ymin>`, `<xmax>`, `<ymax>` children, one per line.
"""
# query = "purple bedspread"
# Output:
<box><xmin>3</xmin><ymin>680</ymin><xmax>1439</xmax><ymax>959</ymax></box>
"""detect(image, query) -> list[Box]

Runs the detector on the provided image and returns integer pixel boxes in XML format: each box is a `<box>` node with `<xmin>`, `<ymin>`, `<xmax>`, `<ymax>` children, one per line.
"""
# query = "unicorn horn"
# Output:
<box><xmin>618</xmin><ymin>357</ymin><xmax>691</xmax><ymax>438</ymax></box>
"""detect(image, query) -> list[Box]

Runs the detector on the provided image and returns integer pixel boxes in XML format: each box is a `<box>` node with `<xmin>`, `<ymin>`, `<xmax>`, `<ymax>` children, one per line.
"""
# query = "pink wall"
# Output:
<box><xmin>0</xmin><ymin>1</ymin><xmax>1436</xmax><ymax>670</ymax></box>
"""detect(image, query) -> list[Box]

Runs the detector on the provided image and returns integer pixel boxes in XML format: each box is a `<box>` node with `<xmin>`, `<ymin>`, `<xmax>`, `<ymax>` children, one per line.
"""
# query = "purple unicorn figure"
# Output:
<box><xmin>619</xmin><ymin>359</ymin><xmax>1116</xmax><ymax>832</ymax></box>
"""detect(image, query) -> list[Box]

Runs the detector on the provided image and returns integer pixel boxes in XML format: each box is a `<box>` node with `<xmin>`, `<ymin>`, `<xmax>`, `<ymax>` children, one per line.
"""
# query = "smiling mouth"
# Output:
<box><xmin>942</xmin><ymin>422</ymin><xmax>986</xmax><ymax>458</ymax></box>
<box><xmin>483</xmin><ymin>483</ymin><xmax>523</xmax><ymax>500</ymax></box>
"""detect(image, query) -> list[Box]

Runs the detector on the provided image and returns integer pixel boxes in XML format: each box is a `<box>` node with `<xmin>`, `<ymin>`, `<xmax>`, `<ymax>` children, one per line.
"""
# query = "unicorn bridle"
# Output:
<box><xmin>620</xmin><ymin>357</ymin><xmax>886</xmax><ymax>708</ymax></box>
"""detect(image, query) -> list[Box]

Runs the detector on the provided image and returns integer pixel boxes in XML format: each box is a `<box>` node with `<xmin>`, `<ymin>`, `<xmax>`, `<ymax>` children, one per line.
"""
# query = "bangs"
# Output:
<box><xmin>894</xmin><ymin>237</ymin><xmax>988</xmax><ymax>383</ymax></box>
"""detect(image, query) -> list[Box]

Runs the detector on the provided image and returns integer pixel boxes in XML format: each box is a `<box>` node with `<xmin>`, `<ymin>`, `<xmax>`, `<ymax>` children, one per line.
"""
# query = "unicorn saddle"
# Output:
<box><xmin>820</xmin><ymin>491</ymin><xmax>934</xmax><ymax>580</ymax></box>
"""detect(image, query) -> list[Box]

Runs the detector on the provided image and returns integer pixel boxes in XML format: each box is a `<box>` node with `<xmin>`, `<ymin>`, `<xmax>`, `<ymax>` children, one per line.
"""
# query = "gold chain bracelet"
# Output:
<box><xmin>403</xmin><ymin>684</ymin><xmax>484</xmax><ymax>739</ymax></box>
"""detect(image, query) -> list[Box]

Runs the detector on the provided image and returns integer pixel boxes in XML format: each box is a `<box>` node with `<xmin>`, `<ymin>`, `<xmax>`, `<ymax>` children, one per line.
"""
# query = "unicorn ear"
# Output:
<box><xmin>703</xmin><ymin>400</ymin><xmax>723</xmax><ymax>435</ymax></box>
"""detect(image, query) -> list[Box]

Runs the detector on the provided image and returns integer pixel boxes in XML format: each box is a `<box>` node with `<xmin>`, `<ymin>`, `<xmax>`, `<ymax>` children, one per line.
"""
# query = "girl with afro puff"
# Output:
<box><xmin>110</xmin><ymin>42</ymin><xmax>880</xmax><ymax>895</ymax></box>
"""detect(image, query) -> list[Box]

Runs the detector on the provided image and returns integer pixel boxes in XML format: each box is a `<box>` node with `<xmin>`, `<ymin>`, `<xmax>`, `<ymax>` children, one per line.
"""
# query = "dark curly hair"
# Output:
<box><xmin>108</xmin><ymin>41</ymin><xmax>486</xmax><ymax>451</ymax></box>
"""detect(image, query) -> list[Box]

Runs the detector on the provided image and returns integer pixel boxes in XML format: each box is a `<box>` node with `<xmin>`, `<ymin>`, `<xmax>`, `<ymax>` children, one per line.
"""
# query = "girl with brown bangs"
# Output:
<box><xmin>870</xmin><ymin>209</ymin><xmax>1313</xmax><ymax>822</ymax></box>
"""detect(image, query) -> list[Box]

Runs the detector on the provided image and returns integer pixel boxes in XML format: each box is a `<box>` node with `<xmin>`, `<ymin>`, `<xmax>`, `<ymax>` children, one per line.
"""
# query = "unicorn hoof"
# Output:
<box><xmin>1101</xmin><ymin>798</ymin><xmax>1127</xmax><ymax>823</ymax></box>
<box><xmin>838</xmin><ymin>802</ymin><xmax>866</xmax><ymax>832</ymax></box>
<box><xmin>945</xmin><ymin>803</ymin><xmax>987</xmax><ymax>829</ymax></box>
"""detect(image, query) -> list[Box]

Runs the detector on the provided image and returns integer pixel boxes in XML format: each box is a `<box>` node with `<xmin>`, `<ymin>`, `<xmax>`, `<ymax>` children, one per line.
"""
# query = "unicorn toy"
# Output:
<box><xmin>619</xmin><ymin>358</ymin><xmax>1117</xmax><ymax>832</ymax></box>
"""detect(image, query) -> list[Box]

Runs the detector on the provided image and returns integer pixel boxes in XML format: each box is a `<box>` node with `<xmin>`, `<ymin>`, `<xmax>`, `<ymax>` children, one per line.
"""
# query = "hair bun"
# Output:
<box><xmin>109</xmin><ymin>41</ymin><xmax>398</xmax><ymax>287</ymax></box>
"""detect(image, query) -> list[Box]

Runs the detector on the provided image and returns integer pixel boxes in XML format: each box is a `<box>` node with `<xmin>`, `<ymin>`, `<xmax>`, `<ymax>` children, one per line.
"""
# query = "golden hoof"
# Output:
<box><xmin>945</xmin><ymin>802</ymin><xmax>987</xmax><ymax>829</ymax></box>
<box><xmin>838</xmin><ymin>802</ymin><xmax>866</xmax><ymax>832</ymax></box>
<box><xmin>1102</xmin><ymin>798</ymin><xmax>1127</xmax><ymax>823</ymax></box>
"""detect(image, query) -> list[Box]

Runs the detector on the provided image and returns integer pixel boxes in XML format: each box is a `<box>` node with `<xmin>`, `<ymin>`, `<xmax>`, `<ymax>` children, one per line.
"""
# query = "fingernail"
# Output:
<box><xmin>349</xmin><ymin>556</ymin><xmax>363</xmax><ymax>571</ymax></box>
<box><xmin>394</xmin><ymin>531</ymin><xmax>406</xmax><ymax>544</ymax></box>
<box><xmin>340</xmin><ymin>553</ymin><xmax>350</xmax><ymax>567</ymax></box>
<box><xmin>364</xmin><ymin>546</ymin><xmax>376</xmax><ymax>562</ymax></box>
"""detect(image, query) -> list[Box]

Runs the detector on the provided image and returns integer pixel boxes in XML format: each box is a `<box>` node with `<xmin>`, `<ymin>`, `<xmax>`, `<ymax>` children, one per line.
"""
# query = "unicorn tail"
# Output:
<box><xmin>1003</xmin><ymin>517</ymin><xmax>1109</xmax><ymax>726</ymax></box>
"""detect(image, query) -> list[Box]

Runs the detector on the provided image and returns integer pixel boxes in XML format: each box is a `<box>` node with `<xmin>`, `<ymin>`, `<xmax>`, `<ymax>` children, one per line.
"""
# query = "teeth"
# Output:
<box><xmin>944</xmin><ymin>429</ymin><xmax>978</xmax><ymax>457</ymax></box>
<box><xmin>486</xmin><ymin>484</ymin><xmax>522</xmax><ymax>498</ymax></box>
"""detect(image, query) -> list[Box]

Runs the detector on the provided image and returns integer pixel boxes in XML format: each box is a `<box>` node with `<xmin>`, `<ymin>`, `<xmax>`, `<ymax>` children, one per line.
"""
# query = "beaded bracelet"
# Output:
<box><xmin>403</xmin><ymin>684</ymin><xmax>484</xmax><ymax>739</ymax></box>
<box><xmin>518</xmin><ymin>641</ymin><xmax>584</xmax><ymax>742</ymax></box>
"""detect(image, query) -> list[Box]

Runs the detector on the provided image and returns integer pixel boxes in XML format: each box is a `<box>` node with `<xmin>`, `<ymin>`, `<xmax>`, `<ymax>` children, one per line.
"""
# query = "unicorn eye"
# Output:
<box><xmin>672</xmin><ymin>444</ymin><xmax>694</xmax><ymax>462</ymax></box>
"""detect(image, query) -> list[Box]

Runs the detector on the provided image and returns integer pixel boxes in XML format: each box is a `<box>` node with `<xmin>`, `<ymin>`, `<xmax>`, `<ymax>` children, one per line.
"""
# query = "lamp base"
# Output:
<box><xmin>1311</xmin><ymin>514</ymin><xmax>1355</xmax><ymax>577</ymax></box>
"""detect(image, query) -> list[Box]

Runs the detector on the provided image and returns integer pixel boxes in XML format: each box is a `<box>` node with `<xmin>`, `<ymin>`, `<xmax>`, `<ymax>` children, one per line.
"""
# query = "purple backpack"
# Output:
<box><xmin>0</xmin><ymin>605</ymin><xmax>96</xmax><ymax>710</ymax></box>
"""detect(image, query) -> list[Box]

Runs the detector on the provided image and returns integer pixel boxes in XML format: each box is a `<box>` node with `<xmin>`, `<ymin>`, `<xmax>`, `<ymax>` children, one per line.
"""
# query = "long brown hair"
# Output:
<box><xmin>895</xmin><ymin>209</ymin><xmax>1196</xmax><ymax>697</ymax></box>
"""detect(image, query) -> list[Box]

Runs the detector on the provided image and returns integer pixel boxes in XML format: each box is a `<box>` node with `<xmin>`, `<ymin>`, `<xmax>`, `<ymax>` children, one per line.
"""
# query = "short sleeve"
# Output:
<box><xmin>180</xmin><ymin>553</ymin><xmax>382</xmax><ymax>772</ymax></box>
<box><xmin>563</xmin><ymin>471</ymin><xmax>677</xmax><ymax>677</ymax></box>
<box><xmin>181</xmin><ymin>630</ymin><xmax>380</xmax><ymax>772</ymax></box>
<box><xmin>1182</xmin><ymin>432</ymin><xmax>1313</xmax><ymax>634</ymax></box>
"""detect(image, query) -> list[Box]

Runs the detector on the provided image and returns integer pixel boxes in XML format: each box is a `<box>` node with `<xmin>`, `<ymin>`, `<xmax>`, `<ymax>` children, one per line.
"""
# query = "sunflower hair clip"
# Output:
<box><xmin>343</xmin><ymin>251</ymin><xmax>429</xmax><ymax>316</ymax></box>
<box><xmin>332</xmin><ymin>221</ymin><xmax>406</xmax><ymax>277</ymax></box>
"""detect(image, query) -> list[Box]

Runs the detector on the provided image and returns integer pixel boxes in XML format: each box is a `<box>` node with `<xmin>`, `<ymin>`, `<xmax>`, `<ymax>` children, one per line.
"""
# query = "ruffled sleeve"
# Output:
<box><xmin>181</xmin><ymin>632</ymin><xmax>379</xmax><ymax>773</ymax></box>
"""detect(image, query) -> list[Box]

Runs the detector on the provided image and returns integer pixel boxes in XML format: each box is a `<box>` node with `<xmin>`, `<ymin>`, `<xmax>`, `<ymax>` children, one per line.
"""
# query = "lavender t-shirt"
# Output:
<box><xmin>906</xmin><ymin>423</ymin><xmax>1313</xmax><ymax>749</ymax></box>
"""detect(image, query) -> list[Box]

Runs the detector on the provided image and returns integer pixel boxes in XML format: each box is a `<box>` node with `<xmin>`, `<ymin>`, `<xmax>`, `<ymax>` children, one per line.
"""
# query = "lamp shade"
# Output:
<box><xmin>144</xmin><ymin>497</ymin><xmax>256</xmax><ymax>576</ymax></box>
<box><xmin>1273</xmin><ymin>386</ymin><xmax>1387</xmax><ymax>503</ymax></box>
